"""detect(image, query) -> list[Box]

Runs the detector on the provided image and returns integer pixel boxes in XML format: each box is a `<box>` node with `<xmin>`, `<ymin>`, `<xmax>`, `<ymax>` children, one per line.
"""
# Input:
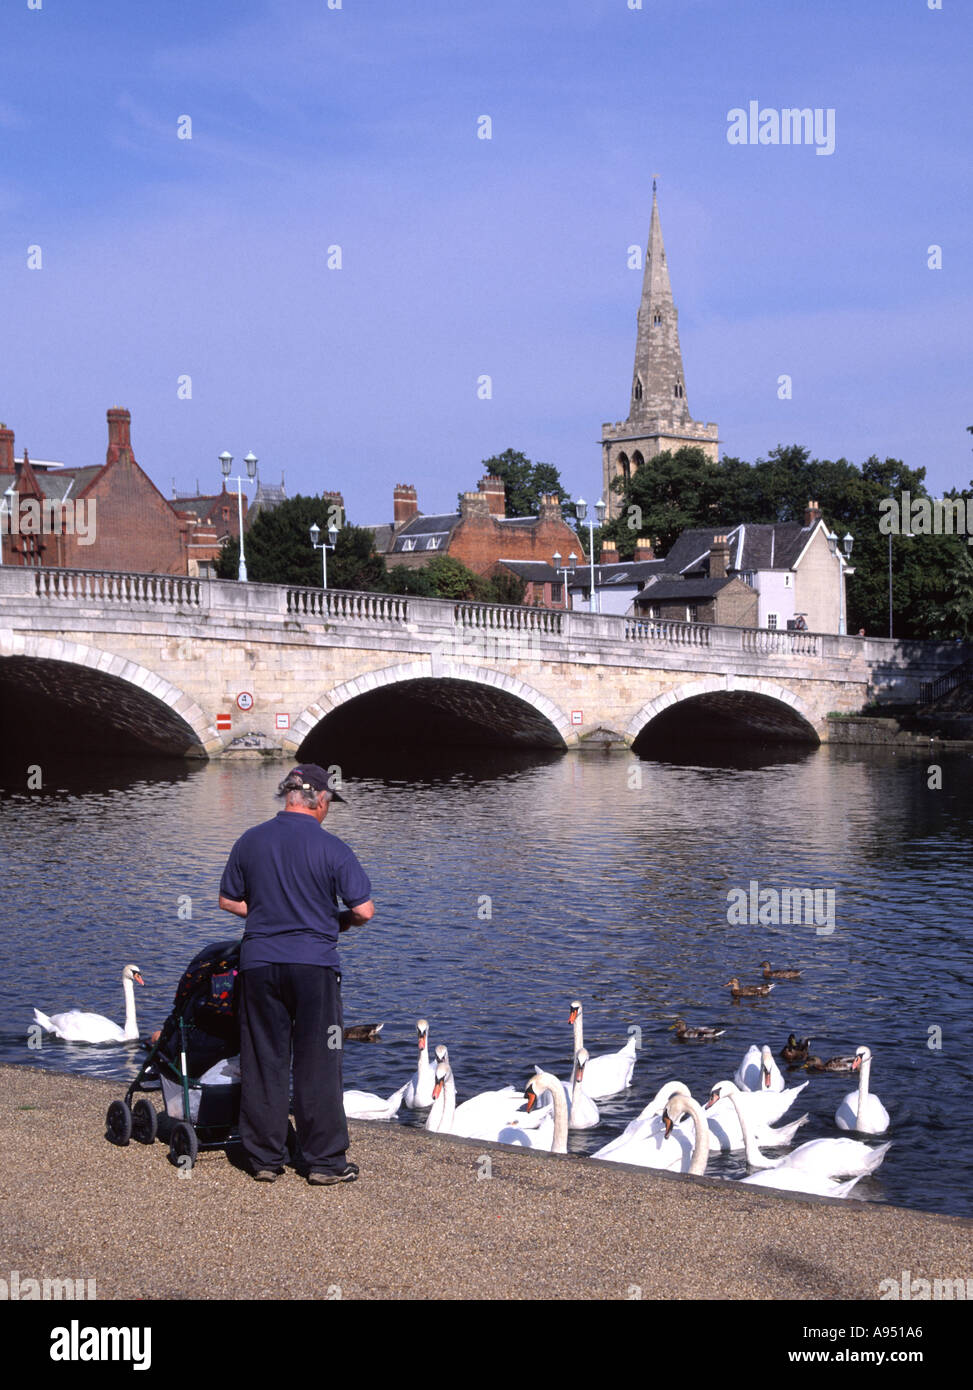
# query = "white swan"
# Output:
<box><xmin>33</xmin><ymin>964</ymin><xmax>144</xmax><ymax>1043</ymax></box>
<box><xmin>568</xmin><ymin>1000</ymin><xmax>637</xmax><ymax>1099</ymax></box>
<box><xmin>592</xmin><ymin>1082</ymin><xmax>696</xmax><ymax>1170</ymax></box>
<box><xmin>835</xmin><ymin>1046</ymin><xmax>890</xmax><ymax>1134</ymax></box>
<box><xmin>660</xmin><ymin>1092</ymin><xmax>711</xmax><ymax>1176</ymax></box>
<box><xmin>496</xmin><ymin>1070</ymin><xmax>569</xmax><ymax>1153</ymax></box>
<box><xmin>403</xmin><ymin>1018</ymin><xmax>435</xmax><ymax>1109</ymax></box>
<box><xmin>343</xmin><ymin>1080</ymin><xmax>409</xmax><ymax>1120</ymax></box>
<box><xmin>562</xmin><ymin>1049</ymin><xmax>600</xmax><ymax>1130</ymax></box>
<box><xmin>704</xmin><ymin>1079</ymin><xmax>810</xmax><ymax>1151</ymax></box>
<box><xmin>734</xmin><ymin>1043</ymin><xmax>785</xmax><ymax>1092</ymax></box>
<box><xmin>717</xmin><ymin>1080</ymin><xmax>892</xmax><ymax>1182</ymax></box>
<box><xmin>425</xmin><ymin>1061</ymin><xmax>545</xmax><ymax>1141</ymax></box>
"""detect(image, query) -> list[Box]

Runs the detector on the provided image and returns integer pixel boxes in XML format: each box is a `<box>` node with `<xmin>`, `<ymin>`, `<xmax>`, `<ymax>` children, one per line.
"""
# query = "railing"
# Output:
<box><xmin>34</xmin><ymin>569</ymin><xmax>201</xmax><ymax>606</ymax></box>
<box><xmin>454</xmin><ymin>602</ymin><xmax>564</xmax><ymax>634</ymax></box>
<box><xmin>741</xmin><ymin>628</ymin><xmax>820</xmax><ymax>657</ymax></box>
<box><xmin>919</xmin><ymin>658</ymin><xmax>973</xmax><ymax>704</ymax></box>
<box><xmin>624</xmin><ymin>619</ymin><xmax>711</xmax><ymax>647</ymax></box>
<box><xmin>286</xmin><ymin>587</ymin><xmax>409</xmax><ymax>623</ymax></box>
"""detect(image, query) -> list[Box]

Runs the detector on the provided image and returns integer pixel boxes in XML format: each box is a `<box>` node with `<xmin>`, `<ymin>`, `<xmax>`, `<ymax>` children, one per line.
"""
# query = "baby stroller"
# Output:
<box><xmin>104</xmin><ymin>939</ymin><xmax>242</xmax><ymax>1169</ymax></box>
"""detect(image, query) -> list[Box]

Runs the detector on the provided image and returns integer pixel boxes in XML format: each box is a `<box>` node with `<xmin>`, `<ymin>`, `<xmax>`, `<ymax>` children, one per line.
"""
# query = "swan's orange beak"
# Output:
<box><xmin>432</xmin><ymin>1078</ymin><xmax>442</xmax><ymax>1099</ymax></box>
<box><xmin>853</xmin><ymin>1055</ymin><xmax>862</xmax><ymax>1072</ymax></box>
<box><xmin>568</xmin><ymin>1007</ymin><xmax>578</xmax><ymax>1023</ymax></box>
<box><xmin>762</xmin><ymin>1067</ymin><xmax>771</xmax><ymax>1089</ymax></box>
<box><xmin>705</xmin><ymin>1092</ymin><xmax>719</xmax><ymax>1109</ymax></box>
<box><xmin>524</xmin><ymin>1088</ymin><xmax>537</xmax><ymax>1112</ymax></box>
<box><xmin>418</xmin><ymin>1035</ymin><xmax>426</xmax><ymax>1050</ymax></box>
<box><xmin>663</xmin><ymin>1114</ymin><xmax>674</xmax><ymax>1139</ymax></box>
<box><xmin>134</xmin><ymin>973</ymin><xmax>145</xmax><ymax>987</ymax></box>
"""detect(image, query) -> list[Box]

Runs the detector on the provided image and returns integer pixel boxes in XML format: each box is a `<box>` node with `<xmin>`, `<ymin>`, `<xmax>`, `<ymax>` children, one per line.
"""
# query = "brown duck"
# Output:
<box><xmin>804</xmin><ymin>1053</ymin><xmax>858</xmax><ymax>1074</ymax></box>
<box><xmin>780</xmin><ymin>1033</ymin><xmax>811</xmax><ymax>1064</ymax></box>
<box><xmin>726</xmin><ymin>977</ymin><xmax>775</xmax><ymax>998</ymax></box>
<box><xmin>342</xmin><ymin>1023</ymin><xmax>384</xmax><ymax>1043</ymax></box>
<box><xmin>669</xmin><ymin>1017</ymin><xmax>726</xmax><ymax>1040</ymax></box>
<box><xmin>761</xmin><ymin>961</ymin><xmax>802</xmax><ymax>979</ymax></box>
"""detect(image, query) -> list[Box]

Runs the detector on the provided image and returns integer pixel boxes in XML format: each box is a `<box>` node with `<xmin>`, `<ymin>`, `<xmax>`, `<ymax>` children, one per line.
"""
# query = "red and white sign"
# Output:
<box><xmin>236</xmin><ymin>691</ymin><xmax>254</xmax><ymax>711</ymax></box>
<box><xmin>571</xmin><ymin>710</ymin><xmax>583</xmax><ymax>725</ymax></box>
<box><xmin>275</xmin><ymin>713</ymin><xmax>290</xmax><ymax>731</ymax></box>
<box><xmin>216</xmin><ymin>713</ymin><xmax>232</xmax><ymax>731</ymax></box>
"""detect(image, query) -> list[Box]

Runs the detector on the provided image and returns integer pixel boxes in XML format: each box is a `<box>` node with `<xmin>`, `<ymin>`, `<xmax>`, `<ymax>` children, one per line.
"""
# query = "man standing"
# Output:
<box><xmin>219</xmin><ymin>764</ymin><xmax>375</xmax><ymax>1185</ymax></box>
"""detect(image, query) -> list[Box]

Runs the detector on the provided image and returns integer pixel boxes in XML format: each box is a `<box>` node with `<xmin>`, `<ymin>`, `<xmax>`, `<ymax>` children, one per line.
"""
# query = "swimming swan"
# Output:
<box><xmin>404</xmin><ymin>1018</ymin><xmax>435</xmax><ymax>1109</ymax></box>
<box><xmin>33</xmin><ymin>964</ymin><xmax>144</xmax><ymax>1043</ymax></box>
<box><xmin>568</xmin><ymin>1000</ymin><xmax>636</xmax><ymax>1099</ymax></box>
<box><xmin>835</xmin><ymin>1046</ymin><xmax>890</xmax><ymax>1134</ymax></box>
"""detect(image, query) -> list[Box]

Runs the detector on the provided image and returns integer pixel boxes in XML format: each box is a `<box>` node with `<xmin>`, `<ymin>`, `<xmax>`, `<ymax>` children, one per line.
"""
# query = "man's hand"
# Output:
<box><xmin>219</xmin><ymin>895</ymin><xmax>248</xmax><ymax>918</ymax></box>
<box><xmin>339</xmin><ymin>900</ymin><xmax>375</xmax><ymax>932</ymax></box>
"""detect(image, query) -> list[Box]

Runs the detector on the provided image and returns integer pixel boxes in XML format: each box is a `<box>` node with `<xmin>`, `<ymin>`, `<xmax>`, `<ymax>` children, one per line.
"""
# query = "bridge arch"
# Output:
<box><xmin>0</xmin><ymin>630</ymin><xmax>217</xmax><ymax>756</ymax></box>
<box><xmin>289</xmin><ymin>659</ymin><xmax>572</xmax><ymax>754</ymax></box>
<box><xmin>627</xmin><ymin>676</ymin><xmax>822</xmax><ymax>750</ymax></box>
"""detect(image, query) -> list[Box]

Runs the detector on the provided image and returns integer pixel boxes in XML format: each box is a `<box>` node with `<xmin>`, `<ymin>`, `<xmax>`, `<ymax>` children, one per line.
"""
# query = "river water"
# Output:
<box><xmin>1</xmin><ymin>742</ymin><xmax>970</xmax><ymax>1220</ymax></box>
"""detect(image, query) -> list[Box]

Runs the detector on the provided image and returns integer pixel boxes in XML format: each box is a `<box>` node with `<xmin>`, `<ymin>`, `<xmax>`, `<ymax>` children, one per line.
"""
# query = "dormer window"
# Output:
<box><xmin>401</xmin><ymin>538</ymin><xmax>416</xmax><ymax>551</ymax></box>
<box><xmin>425</xmin><ymin>537</ymin><xmax>440</xmax><ymax>550</ymax></box>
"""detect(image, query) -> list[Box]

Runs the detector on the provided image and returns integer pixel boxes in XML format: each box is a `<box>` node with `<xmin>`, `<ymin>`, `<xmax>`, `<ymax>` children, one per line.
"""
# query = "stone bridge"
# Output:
<box><xmin>0</xmin><ymin>567</ymin><xmax>964</xmax><ymax>759</ymax></box>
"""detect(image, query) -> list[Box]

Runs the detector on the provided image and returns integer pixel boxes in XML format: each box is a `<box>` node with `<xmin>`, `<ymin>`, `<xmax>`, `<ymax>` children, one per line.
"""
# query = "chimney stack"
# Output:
<box><xmin>600</xmin><ymin>539</ymin><xmax>619</xmax><ymax>565</ymax></box>
<box><xmin>459</xmin><ymin>490</ymin><xmax>490</xmax><ymax>520</ymax></box>
<box><xmin>393</xmin><ymin>483</ymin><xmax>418</xmax><ymax>527</ymax></box>
<box><xmin>710</xmin><ymin>534</ymin><xmax>730</xmax><ymax>580</ymax></box>
<box><xmin>0</xmin><ymin>422</ymin><xmax>13</xmax><ymax>475</ymax></box>
<box><xmin>538</xmin><ymin>493</ymin><xmax>562</xmax><ymax>522</ymax></box>
<box><xmin>804</xmin><ymin>499</ymin><xmax>821</xmax><ymax>527</ymax></box>
<box><xmin>477</xmin><ymin>473</ymin><xmax>506</xmax><ymax>518</ymax></box>
<box><xmin>633</xmin><ymin>537</ymin><xmax>655</xmax><ymax>561</ymax></box>
<box><xmin>106</xmin><ymin>407</ymin><xmax>132</xmax><ymax>464</ymax></box>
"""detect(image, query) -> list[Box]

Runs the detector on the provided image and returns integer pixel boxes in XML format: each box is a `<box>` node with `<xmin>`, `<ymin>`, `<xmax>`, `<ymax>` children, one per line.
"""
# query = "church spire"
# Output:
<box><xmin>631</xmin><ymin>183</ymin><xmax>690</xmax><ymax>424</ymax></box>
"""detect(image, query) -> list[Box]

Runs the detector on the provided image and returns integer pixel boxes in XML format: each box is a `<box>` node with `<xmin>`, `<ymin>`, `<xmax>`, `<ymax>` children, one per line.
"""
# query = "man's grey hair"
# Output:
<box><xmin>276</xmin><ymin>771</ymin><xmax>324</xmax><ymax>810</ymax></box>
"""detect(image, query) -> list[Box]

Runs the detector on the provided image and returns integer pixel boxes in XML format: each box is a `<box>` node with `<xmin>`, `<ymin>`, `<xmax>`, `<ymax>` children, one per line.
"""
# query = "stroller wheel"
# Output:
<box><xmin>169</xmin><ymin>1121</ymin><xmax>198</xmax><ymax>1169</ymax></box>
<box><xmin>131</xmin><ymin>1099</ymin><xmax>158</xmax><ymax>1145</ymax></box>
<box><xmin>105</xmin><ymin>1099</ymin><xmax>132</xmax><ymax>1146</ymax></box>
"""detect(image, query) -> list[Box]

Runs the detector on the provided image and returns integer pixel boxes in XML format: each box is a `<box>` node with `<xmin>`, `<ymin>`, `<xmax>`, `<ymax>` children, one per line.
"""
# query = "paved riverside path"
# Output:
<box><xmin>2</xmin><ymin>1064</ymin><xmax>970</xmax><ymax>1301</ymax></box>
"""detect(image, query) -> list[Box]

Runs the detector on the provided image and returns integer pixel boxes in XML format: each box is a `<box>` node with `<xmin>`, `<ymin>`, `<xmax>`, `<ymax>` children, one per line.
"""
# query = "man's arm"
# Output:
<box><xmin>338</xmin><ymin>899</ymin><xmax>374</xmax><ymax>932</ymax></box>
<box><xmin>219</xmin><ymin>895</ymin><xmax>248</xmax><ymax>918</ymax></box>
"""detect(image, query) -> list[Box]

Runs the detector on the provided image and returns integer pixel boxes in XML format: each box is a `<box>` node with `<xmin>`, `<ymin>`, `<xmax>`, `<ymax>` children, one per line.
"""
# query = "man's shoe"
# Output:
<box><xmin>307</xmin><ymin>1162</ymin><xmax>359</xmax><ymax>1186</ymax></box>
<box><xmin>252</xmin><ymin>1168</ymin><xmax>282</xmax><ymax>1182</ymax></box>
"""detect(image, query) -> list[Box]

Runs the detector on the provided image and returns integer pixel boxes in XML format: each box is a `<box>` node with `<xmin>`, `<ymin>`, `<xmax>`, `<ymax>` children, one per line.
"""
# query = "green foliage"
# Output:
<box><xmin>470</xmin><ymin>448</ymin><xmax>573</xmax><ymax>520</ymax></box>
<box><xmin>216</xmin><ymin>494</ymin><xmax>339</xmax><ymax>586</ymax></box>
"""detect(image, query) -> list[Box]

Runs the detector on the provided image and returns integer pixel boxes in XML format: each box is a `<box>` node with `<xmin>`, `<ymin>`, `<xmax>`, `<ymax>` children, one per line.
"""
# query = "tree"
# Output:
<box><xmin>216</xmin><ymin>494</ymin><xmax>330</xmax><ymax>586</ymax></box>
<box><xmin>467</xmin><ymin>448</ymin><xmax>573</xmax><ymax>520</ymax></box>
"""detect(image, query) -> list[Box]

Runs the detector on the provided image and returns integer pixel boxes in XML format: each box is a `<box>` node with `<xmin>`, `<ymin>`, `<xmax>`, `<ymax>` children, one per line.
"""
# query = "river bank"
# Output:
<box><xmin>2</xmin><ymin>1064</ymin><xmax>970</xmax><ymax>1301</ymax></box>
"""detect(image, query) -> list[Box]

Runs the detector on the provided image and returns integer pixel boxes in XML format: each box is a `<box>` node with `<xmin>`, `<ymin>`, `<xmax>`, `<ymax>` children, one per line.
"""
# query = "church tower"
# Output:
<box><xmin>601</xmin><ymin>183</ymin><xmax>719</xmax><ymax>519</ymax></box>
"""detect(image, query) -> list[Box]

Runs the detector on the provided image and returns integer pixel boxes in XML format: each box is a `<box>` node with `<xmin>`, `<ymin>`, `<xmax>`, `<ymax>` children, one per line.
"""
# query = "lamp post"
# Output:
<box><xmin>219</xmin><ymin>450</ymin><xmax>258</xmax><ymax>581</ymax></box>
<box><xmin>310</xmin><ymin>519</ymin><xmax>339</xmax><ymax>590</ymax></box>
<box><xmin>551</xmin><ymin>550</ymin><xmax>578</xmax><ymax>611</ymax></box>
<box><xmin>827</xmin><ymin>529</ymin><xmax>854</xmax><ymax>634</ymax></box>
<box><xmin>574</xmin><ymin>496</ymin><xmax>606</xmax><ymax>613</ymax></box>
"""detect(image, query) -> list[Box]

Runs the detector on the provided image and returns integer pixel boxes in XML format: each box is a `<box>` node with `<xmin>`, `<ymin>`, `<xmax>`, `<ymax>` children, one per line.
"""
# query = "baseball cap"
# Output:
<box><xmin>287</xmin><ymin>764</ymin><xmax>346</xmax><ymax>803</ymax></box>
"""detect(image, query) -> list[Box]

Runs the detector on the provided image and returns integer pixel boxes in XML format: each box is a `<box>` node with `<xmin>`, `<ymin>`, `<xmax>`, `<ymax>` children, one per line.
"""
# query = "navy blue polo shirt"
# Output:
<box><xmin>219</xmin><ymin>811</ymin><xmax>372</xmax><ymax>972</ymax></box>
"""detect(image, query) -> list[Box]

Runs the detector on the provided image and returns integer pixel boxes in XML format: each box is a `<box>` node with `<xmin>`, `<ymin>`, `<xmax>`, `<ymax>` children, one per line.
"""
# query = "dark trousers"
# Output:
<box><xmin>239</xmin><ymin>963</ymin><xmax>349</xmax><ymax>1174</ymax></box>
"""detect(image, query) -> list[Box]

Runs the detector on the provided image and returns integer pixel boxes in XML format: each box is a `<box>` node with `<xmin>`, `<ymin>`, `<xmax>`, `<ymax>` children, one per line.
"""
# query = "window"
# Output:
<box><xmin>425</xmin><ymin>537</ymin><xmax>440</xmax><ymax>550</ymax></box>
<box><xmin>551</xmin><ymin>582</ymin><xmax>562</xmax><ymax>603</ymax></box>
<box><xmin>784</xmin><ymin>573</ymin><xmax>792</xmax><ymax>588</ymax></box>
<box><xmin>222</xmin><ymin>507</ymin><xmax>229</xmax><ymax>522</ymax></box>
<box><xmin>633</xmin><ymin>378</ymin><xmax>643</xmax><ymax>401</ymax></box>
<box><xmin>401</xmin><ymin>538</ymin><xmax>416</xmax><ymax>551</ymax></box>
<box><xmin>687</xmin><ymin>604</ymin><xmax>698</xmax><ymax>622</ymax></box>
<box><xmin>674</xmin><ymin>382</ymin><xmax>684</xmax><ymax>399</ymax></box>
<box><xmin>767</xmin><ymin>613</ymin><xmax>778</xmax><ymax>630</ymax></box>
<box><xmin>653</xmin><ymin>313</ymin><xmax>662</xmax><ymax>325</ymax></box>
<box><xmin>619</xmin><ymin>453</ymin><xmax>630</xmax><ymax>485</ymax></box>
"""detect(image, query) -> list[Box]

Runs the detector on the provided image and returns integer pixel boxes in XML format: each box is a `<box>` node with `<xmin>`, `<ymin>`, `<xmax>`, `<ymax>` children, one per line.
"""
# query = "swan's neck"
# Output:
<box><xmin>681</xmin><ymin>1097</ymin><xmax>710</xmax><ymax>1176</ymax></box>
<box><xmin>571</xmin><ymin>1012</ymin><xmax>583</xmax><ymax>1058</ymax></box>
<box><xmin>122</xmin><ymin>976</ymin><xmax>138</xmax><ymax>1039</ymax></box>
<box><xmin>857</xmin><ymin>1055</ymin><xmax>871</xmax><ymax>1127</ymax></box>
<box><xmin>425</xmin><ymin>1069</ymin><xmax>455</xmax><ymax>1134</ymax></box>
<box><xmin>726</xmin><ymin>1087</ymin><xmax>773</xmax><ymax>1169</ymax></box>
<box><xmin>536</xmin><ymin>1072</ymin><xmax>569</xmax><ymax>1154</ymax></box>
<box><xmin>418</xmin><ymin>1040</ymin><xmax>431</xmax><ymax>1076</ymax></box>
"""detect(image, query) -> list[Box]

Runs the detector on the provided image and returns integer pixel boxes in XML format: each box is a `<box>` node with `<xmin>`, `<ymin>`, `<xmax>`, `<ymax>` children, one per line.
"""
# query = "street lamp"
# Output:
<box><xmin>219</xmin><ymin>450</ymin><xmax>258</xmax><ymax>581</ymax></box>
<box><xmin>310</xmin><ymin>518</ymin><xmax>339</xmax><ymax>589</ymax></box>
<box><xmin>551</xmin><ymin>549</ymin><xmax>578</xmax><ymax>611</ymax></box>
<box><xmin>574</xmin><ymin>496</ymin><xmax>606</xmax><ymax>613</ymax></box>
<box><xmin>827</xmin><ymin>529</ymin><xmax>854</xmax><ymax>634</ymax></box>
<box><xmin>888</xmin><ymin>529</ymin><xmax>914</xmax><ymax>640</ymax></box>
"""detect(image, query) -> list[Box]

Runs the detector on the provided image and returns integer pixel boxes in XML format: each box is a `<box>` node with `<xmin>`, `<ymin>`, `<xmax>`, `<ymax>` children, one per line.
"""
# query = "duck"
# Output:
<box><xmin>734</xmin><ymin>1044</ymin><xmax>785</xmax><ymax>1092</ymax></box>
<box><xmin>669</xmin><ymin>1018</ymin><xmax>725</xmax><ymax>1040</ymax></box>
<box><xmin>835</xmin><ymin>1046</ymin><xmax>891</xmax><ymax>1134</ymax></box>
<box><xmin>496</xmin><ymin>1070</ymin><xmax>569</xmax><ymax>1153</ymax></box>
<box><xmin>761</xmin><ymin>960</ymin><xmax>802</xmax><ymax>980</ymax></box>
<box><xmin>403</xmin><ymin>1018</ymin><xmax>435</xmax><ymax>1109</ymax></box>
<box><xmin>804</xmin><ymin>1054</ymin><xmax>858</xmax><ymax>1074</ymax></box>
<box><xmin>568</xmin><ymin>1000</ymin><xmax>637</xmax><ymax>1099</ymax></box>
<box><xmin>726</xmin><ymin>977</ymin><xmax>775</xmax><ymax>998</ymax></box>
<box><xmin>780</xmin><ymin>1034</ymin><xmax>811</xmax><ymax>1064</ymax></box>
<box><xmin>343</xmin><ymin>1023</ymin><xmax>384</xmax><ymax>1043</ymax></box>
<box><xmin>34</xmin><ymin>964</ymin><xmax>145</xmax><ymax>1043</ymax></box>
<box><xmin>343</xmin><ymin>1080</ymin><xmax>409</xmax><ymax>1120</ymax></box>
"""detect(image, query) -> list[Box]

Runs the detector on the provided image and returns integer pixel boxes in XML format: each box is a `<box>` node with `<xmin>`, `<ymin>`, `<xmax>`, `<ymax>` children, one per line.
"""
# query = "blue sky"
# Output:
<box><xmin>2</xmin><ymin>0</ymin><xmax>970</xmax><ymax>527</ymax></box>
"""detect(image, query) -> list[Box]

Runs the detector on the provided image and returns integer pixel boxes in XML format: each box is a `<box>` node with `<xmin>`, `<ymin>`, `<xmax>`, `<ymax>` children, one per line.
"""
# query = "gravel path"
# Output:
<box><xmin>2</xmin><ymin>1063</ymin><xmax>970</xmax><ymax>1301</ymax></box>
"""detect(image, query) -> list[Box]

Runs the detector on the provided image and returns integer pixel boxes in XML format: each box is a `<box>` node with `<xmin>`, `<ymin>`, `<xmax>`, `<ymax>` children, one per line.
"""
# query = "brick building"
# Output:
<box><xmin>375</xmin><ymin>473</ymin><xmax>586</xmax><ymax>579</ymax></box>
<box><xmin>0</xmin><ymin>409</ymin><xmax>245</xmax><ymax>576</ymax></box>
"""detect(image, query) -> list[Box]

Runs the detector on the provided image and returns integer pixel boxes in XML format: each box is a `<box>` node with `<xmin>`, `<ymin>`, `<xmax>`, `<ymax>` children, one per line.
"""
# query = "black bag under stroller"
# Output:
<box><xmin>104</xmin><ymin>939</ymin><xmax>243</xmax><ymax>1168</ymax></box>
